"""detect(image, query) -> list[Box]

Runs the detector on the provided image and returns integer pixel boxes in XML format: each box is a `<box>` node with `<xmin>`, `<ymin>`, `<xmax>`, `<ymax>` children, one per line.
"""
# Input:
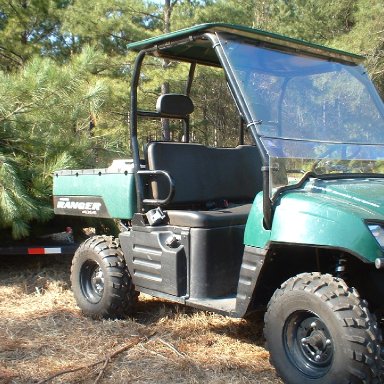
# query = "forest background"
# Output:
<box><xmin>0</xmin><ymin>0</ymin><xmax>383</xmax><ymax>238</ymax></box>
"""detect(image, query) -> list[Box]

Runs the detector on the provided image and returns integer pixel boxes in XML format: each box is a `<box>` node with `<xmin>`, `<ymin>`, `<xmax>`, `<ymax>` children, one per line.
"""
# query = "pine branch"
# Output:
<box><xmin>124</xmin><ymin>5</ymin><xmax>164</xmax><ymax>22</ymax></box>
<box><xmin>0</xmin><ymin>46</ymin><xmax>24</xmax><ymax>64</ymax></box>
<box><xmin>36</xmin><ymin>333</ymin><xmax>156</xmax><ymax>384</ymax></box>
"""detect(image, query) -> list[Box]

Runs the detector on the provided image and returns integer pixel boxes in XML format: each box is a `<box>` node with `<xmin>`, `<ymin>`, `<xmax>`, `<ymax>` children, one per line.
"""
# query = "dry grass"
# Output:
<box><xmin>0</xmin><ymin>255</ymin><xmax>282</xmax><ymax>384</ymax></box>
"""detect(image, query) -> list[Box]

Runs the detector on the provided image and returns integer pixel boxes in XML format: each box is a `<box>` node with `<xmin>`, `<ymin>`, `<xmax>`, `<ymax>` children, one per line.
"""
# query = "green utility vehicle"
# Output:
<box><xmin>53</xmin><ymin>24</ymin><xmax>384</xmax><ymax>383</ymax></box>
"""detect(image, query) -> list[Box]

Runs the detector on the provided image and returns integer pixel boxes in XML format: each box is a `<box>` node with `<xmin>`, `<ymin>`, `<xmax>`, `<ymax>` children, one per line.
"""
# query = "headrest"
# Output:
<box><xmin>156</xmin><ymin>94</ymin><xmax>194</xmax><ymax>118</ymax></box>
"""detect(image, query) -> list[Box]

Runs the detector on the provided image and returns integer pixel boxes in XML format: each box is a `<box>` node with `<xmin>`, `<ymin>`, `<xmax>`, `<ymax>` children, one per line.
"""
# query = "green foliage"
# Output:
<box><xmin>60</xmin><ymin>0</ymin><xmax>154</xmax><ymax>55</ymax></box>
<box><xmin>0</xmin><ymin>47</ymin><xmax>128</xmax><ymax>237</ymax></box>
<box><xmin>264</xmin><ymin>0</ymin><xmax>357</xmax><ymax>42</ymax></box>
<box><xmin>0</xmin><ymin>0</ymin><xmax>66</xmax><ymax>69</ymax></box>
<box><xmin>332</xmin><ymin>0</ymin><xmax>384</xmax><ymax>94</ymax></box>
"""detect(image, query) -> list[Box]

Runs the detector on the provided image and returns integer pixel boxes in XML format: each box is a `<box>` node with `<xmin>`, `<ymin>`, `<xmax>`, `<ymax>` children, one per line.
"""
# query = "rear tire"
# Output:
<box><xmin>71</xmin><ymin>235</ymin><xmax>137</xmax><ymax>319</ymax></box>
<box><xmin>264</xmin><ymin>272</ymin><xmax>381</xmax><ymax>384</ymax></box>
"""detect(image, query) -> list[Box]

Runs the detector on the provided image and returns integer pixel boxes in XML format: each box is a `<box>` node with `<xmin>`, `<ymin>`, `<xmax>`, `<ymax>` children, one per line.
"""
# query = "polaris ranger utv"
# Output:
<box><xmin>53</xmin><ymin>23</ymin><xmax>384</xmax><ymax>383</ymax></box>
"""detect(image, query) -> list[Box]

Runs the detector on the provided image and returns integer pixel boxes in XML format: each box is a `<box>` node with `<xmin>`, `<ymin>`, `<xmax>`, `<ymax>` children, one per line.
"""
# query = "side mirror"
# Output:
<box><xmin>156</xmin><ymin>94</ymin><xmax>194</xmax><ymax>118</ymax></box>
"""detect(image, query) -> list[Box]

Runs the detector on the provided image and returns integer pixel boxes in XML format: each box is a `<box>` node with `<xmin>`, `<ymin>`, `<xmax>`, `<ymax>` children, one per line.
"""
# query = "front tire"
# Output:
<box><xmin>264</xmin><ymin>272</ymin><xmax>381</xmax><ymax>384</ymax></box>
<box><xmin>71</xmin><ymin>236</ymin><xmax>137</xmax><ymax>319</ymax></box>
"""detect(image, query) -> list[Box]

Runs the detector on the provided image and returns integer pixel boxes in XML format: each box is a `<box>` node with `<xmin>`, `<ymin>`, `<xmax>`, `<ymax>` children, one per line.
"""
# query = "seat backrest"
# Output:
<box><xmin>146</xmin><ymin>142</ymin><xmax>263</xmax><ymax>208</ymax></box>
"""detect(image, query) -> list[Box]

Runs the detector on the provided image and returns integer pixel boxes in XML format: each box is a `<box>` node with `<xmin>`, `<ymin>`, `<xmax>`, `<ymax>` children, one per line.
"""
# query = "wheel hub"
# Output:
<box><xmin>91</xmin><ymin>267</ymin><xmax>104</xmax><ymax>295</ymax></box>
<box><xmin>284</xmin><ymin>312</ymin><xmax>334</xmax><ymax>378</ymax></box>
<box><xmin>80</xmin><ymin>259</ymin><xmax>105</xmax><ymax>303</ymax></box>
<box><xmin>300</xmin><ymin>320</ymin><xmax>332</xmax><ymax>364</ymax></box>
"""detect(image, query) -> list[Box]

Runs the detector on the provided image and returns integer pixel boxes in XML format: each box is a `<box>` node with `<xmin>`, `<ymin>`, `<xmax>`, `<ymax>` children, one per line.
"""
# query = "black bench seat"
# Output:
<box><xmin>166</xmin><ymin>203</ymin><xmax>252</xmax><ymax>228</ymax></box>
<box><xmin>145</xmin><ymin>141</ymin><xmax>262</xmax><ymax>229</ymax></box>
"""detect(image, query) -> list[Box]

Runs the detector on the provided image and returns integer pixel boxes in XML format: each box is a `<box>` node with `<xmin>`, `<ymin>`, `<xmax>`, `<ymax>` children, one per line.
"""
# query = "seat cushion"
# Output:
<box><xmin>166</xmin><ymin>203</ymin><xmax>252</xmax><ymax>228</ymax></box>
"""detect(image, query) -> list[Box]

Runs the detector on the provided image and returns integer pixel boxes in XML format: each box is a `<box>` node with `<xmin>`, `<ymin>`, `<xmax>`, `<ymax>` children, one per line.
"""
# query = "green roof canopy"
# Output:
<box><xmin>127</xmin><ymin>23</ymin><xmax>364</xmax><ymax>65</ymax></box>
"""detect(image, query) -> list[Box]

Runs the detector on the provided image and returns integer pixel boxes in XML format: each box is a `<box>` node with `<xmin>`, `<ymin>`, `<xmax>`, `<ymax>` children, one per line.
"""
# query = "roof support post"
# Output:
<box><xmin>130</xmin><ymin>49</ymin><xmax>147</xmax><ymax>213</ymax></box>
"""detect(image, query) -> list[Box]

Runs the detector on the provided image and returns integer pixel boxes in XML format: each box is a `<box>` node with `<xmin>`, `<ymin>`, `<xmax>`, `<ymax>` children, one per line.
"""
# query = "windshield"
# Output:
<box><xmin>218</xmin><ymin>34</ymin><xmax>384</xmax><ymax>194</ymax></box>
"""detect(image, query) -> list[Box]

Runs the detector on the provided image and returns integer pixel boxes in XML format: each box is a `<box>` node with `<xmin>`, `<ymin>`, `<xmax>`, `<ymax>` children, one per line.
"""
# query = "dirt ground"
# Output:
<box><xmin>0</xmin><ymin>254</ymin><xmax>283</xmax><ymax>384</ymax></box>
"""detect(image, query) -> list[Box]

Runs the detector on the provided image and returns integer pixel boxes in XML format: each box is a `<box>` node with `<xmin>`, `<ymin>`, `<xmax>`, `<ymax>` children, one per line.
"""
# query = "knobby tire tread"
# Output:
<box><xmin>264</xmin><ymin>272</ymin><xmax>382</xmax><ymax>384</ymax></box>
<box><xmin>71</xmin><ymin>235</ymin><xmax>138</xmax><ymax>319</ymax></box>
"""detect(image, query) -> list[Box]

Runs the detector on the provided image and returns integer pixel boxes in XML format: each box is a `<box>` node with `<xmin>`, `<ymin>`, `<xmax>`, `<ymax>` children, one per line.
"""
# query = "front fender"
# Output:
<box><xmin>245</xmin><ymin>191</ymin><xmax>383</xmax><ymax>263</ymax></box>
<box><xmin>272</xmin><ymin>191</ymin><xmax>384</xmax><ymax>262</ymax></box>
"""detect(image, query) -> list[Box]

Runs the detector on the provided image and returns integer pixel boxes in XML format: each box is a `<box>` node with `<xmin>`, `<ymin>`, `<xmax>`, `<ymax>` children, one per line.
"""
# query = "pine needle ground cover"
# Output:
<box><xmin>0</xmin><ymin>255</ymin><xmax>282</xmax><ymax>384</ymax></box>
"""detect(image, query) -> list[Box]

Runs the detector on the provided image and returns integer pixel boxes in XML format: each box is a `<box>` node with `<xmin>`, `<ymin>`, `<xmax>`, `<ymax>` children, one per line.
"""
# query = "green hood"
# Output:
<box><xmin>303</xmin><ymin>179</ymin><xmax>384</xmax><ymax>220</ymax></box>
<box><xmin>294</xmin><ymin>178</ymin><xmax>384</xmax><ymax>218</ymax></box>
<box><xmin>269</xmin><ymin>177</ymin><xmax>384</xmax><ymax>262</ymax></box>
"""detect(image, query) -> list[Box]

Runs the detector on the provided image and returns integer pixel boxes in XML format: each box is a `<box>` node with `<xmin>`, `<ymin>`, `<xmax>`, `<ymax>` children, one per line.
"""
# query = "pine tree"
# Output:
<box><xmin>332</xmin><ymin>0</ymin><xmax>384</xmax><ymax>95</ymax></box>
<box><xmin>0</xmin><ymin>0</ymin><xmax>68</xmax><ymax>70</ymax></box>
<box><xmin>59</xmin><ymin>0</ymin><xmax>154</xmax><ymax>55</ymax></box>
<box><xmin>0</xmin><ymin>48</ymin><xmax>121</xmax><ymax>237</ymax></box>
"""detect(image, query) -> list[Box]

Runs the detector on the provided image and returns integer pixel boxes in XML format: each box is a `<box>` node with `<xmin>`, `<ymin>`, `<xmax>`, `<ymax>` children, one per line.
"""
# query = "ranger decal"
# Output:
<box><xmin>53</xmin><ymin>196</ymin><xmax>110</xmax><ymax>218</ymax></box>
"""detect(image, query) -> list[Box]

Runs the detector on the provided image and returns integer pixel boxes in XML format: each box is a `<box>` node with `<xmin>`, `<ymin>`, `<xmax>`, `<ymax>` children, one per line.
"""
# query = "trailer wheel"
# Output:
<box><xmin>264</xmin><ymin>272</ymin><xmax>381</xmax><ymax>384</ymax></box>
<box><xmin>71</xmin><ymin>236</ymin><xmax>137</xmax><ymax>319</ymax></box>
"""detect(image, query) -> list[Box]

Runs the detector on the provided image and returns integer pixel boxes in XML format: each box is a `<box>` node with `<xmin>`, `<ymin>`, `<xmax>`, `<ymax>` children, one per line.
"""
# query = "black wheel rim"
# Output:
<box><xmin>80</xmin><ymin>259</ymin><xmax>105</xmax><ymax>303</ymax></box>
<box><xmin>284</xmin><ymin>311</ymin><xmax>334</xmax><ymax>378</ymax></box>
